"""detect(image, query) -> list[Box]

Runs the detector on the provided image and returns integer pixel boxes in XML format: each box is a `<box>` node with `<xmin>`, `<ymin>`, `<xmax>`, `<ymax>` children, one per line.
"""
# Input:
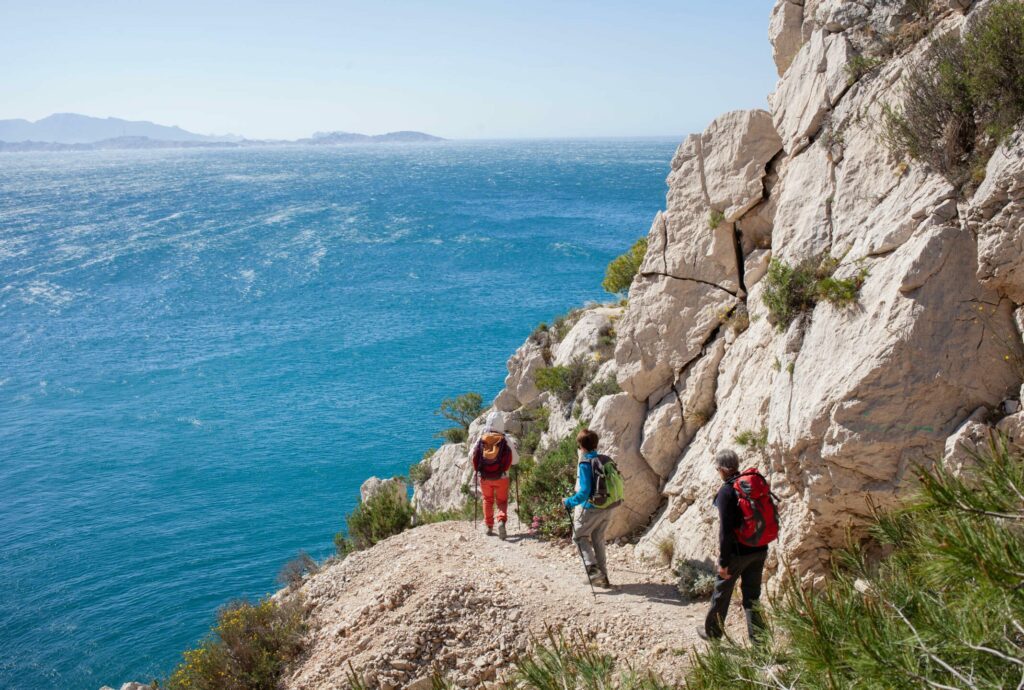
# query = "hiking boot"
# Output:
<box><xmin>498</xmin><ymin>522</ymin><xmax>507</xmax><ymax>540</ymax></box>
<box><xmin>696</xmin><ymin>627</ymin><xmax>710</xmax><ymax>641</ymax></box>
<box><xmin>486</xmin><ymin>525</ymin><xmax>494</xmax><ymax>536</ymax></box>
<box><xmin>585</xmin><ymin>565</ymin><xmax>602</xmax><ymax>585</ymax></box>
<box><xmin>592</xmin><ymin>569</ymin><xmax>610</xmax><ymax>588</ymax></box>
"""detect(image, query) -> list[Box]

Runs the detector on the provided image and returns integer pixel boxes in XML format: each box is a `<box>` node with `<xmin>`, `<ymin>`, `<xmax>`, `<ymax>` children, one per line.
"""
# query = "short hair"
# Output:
<box><xmin>577</xmin><ymin>428</ymin><xmax>599</xmax><ymax>452</ymax></box>
<box><xmin>715</xmin><ymin>449</ymin><xmax>740</xmax><ymax>473</ymax></box>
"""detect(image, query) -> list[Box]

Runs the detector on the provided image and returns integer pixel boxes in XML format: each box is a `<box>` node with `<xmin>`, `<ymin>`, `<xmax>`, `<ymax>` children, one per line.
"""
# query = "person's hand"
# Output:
<box><xmin>718</xmin><ymin>566</ymin><xmax>731</xmax><ymax>580</ymax></box>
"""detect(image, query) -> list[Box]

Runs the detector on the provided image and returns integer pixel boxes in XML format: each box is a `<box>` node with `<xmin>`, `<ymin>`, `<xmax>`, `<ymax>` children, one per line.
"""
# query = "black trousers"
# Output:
<box><xmin>704</xmin><ymin>549</ymin><xmax>767</xmax><ymax>640</ymax></box>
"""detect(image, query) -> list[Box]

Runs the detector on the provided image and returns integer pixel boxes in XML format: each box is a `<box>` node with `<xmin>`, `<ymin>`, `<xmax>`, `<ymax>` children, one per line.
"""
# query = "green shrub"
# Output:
<box><xmin>334</xmin><ymin>489</ymin><xmax>414</xmax><ymax>555</ymax></box>
<box><xmin>761</xmin><ymin>258</ymin><xmax>866</xmax><ymax>329</ymax></box>
<box><xmin>436</xmin><ymin>426</ymin><xmax>467</xmax><ymax>444</ymax></box>
<box><xmin>585</xmin><ymin>376</ymin><xmax>621</xmax><ymax>407</ymax></box>
<box><xmin>164</xmin><ymin>597</ymin><xmax>306</xmax><ymax>690</ymax></box>
<box><xmin>517</xmin><ymin>432</ymin><xmax>581</xmax><ymax>538</ymax></box>
<box><xmin>734</xmin><ymin>428</ymin><xmax>768</xmax><ymax>451</ymax></box>
<box><xmin>845</xmin><ymin>54</ymin><xmax>883</xmax><ymax>85</ymax></box>
<box><xmin>435</xmin><ymin>392</ymin><xmax>483</xmax><ymax>444</ymax></box>
<box><xmin>674</xmin><ymin>559</ymin><xmax>717</xmax><ymax>603</ymax></box>
<box><xmin>530</xmin><ymin>322</ymin><xmax>549</xmax><ymax>344</ymax></box>
<box><xmin>519</xmin><ymin>405</ymin><xmax>551</xmax><ymax>457</ymax></box>
<box><xmin>602</xmin><ymin>237</ymin><xmax>648</xmax><ymax>295</ymax></box>
<box><xmin>708</xmin><ymin>209</ymin><xmax>725</xmax><ymax>230</ymax></box>
<box><xmin>684</xmin><ymin>434</ymin><xmax>1024</xmax><ymax>689</ymax></box>
<box><xmin>506</xmin><ymin>631</ymin><xmax>674</xmax><ymax>690</ymax></box>
<box><xmin>884</xmin><ymin>1</ymin><xmax>1024</xmax><ymax>186</ymax></box>
<box><xmin>597</xmin><ymin>323</ymin><xmax>617</xmax><ymax>348</ymax></box>
<box><xmin>535</xmin><ymin>356</ymin><xmax>596</xmax><ymax>403</ymax></box>
<box><xmin>409</xmin><ymin>457</ymin><xmax>433</xmax><ymax>485</ymax></box>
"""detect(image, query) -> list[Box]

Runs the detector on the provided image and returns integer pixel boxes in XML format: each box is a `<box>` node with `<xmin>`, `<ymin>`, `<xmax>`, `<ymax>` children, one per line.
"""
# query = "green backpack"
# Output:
<box><xmin>590</xmin><ymin>454</ymin><xmax>625</xmax><ymax>509</ymax></box>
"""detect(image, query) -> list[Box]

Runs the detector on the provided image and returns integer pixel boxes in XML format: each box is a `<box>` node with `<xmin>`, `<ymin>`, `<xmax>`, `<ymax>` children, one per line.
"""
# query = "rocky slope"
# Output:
<box><xmin>415</xmin><ymin>0</ymin><xmax>1024</xmax><ymax>583</ymax></box>
<box><xmin>284</xmin><ymin>522</ymin><xmax>718</xmax><ymax>690</ymax></box>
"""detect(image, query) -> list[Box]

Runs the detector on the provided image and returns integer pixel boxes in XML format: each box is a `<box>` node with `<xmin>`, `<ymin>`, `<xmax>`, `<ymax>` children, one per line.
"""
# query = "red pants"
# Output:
<box><xmin>480</xmin><ymin>477</ymin><xmax>509</xmax><ymax>527</ymax></box>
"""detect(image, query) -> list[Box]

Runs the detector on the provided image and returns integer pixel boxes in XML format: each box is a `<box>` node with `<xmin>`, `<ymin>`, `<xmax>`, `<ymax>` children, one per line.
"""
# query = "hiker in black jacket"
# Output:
<box><xmin>698</xmin><ymin>449</ymin><xmax>769</xmax><ymax>642</ymax></box>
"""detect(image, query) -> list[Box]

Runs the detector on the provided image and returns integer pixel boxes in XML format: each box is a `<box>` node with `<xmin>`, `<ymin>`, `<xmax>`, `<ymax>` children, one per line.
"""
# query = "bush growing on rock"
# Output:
<box><xmin>761</xmin><ymin>258</ymin><xmax>866</xmax><ymax>329</ymax></box>
<box><xmin>585</xmin><ymin>376</ymin><xmax>622</xmax><ymax>407</ymax></box>
<box><xmin>519</xmin><ymin>405</ymin><xmax>551</xmax><ymax>457</ymax></box>
<box><xmin>164</xmin><ymin>597</ymin><xmax>306</xmax><ymax>690</ymax></box>
<box><xmin>734</xmin><ymin>427</ymin><xmax>768</xmax><ymax>451</ymax></box>
<box><xmin>684</xmin><ymin>435</ymin><xmax>1024</xmax><ymax>689</ymax></box>
<box><xmin>673</xmin><ymin>559</ymin><xmax>717</xmax><ymax>603</ymax></box>
<box><xmin>535</xmin><ymin>356</ymin><xmax>596</xmax><ymax>403</ymax></box>
<box><xmin>517</xmin><ymin>432</ymin><xmax>580</xmax><ymax>538</ymax></box>
<box><xmin>883</xmin><ymin>1</ymin><xmax>1024</xmax><ymax>186</ymax></box>
<box><xmin>435</xmin><ymin>392</ymin><xmax>482</xmax><ymax>444</ymax></box>
<box><xmin>602</xmin><ymin>237</ymin><xmax>648</xmax><ymax>295</ymax></box>
<box><xmin>334</xmin><ymin>489</ymin><xmax>414</xmax><ymax>555</ymax></box>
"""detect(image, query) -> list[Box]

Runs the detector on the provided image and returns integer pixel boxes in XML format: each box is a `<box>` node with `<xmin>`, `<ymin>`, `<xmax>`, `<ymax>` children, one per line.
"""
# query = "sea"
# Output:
<box><xmin>0</xmin><ymin>139</ymin><xmax>677</xmax><ymax>689</ymax></box>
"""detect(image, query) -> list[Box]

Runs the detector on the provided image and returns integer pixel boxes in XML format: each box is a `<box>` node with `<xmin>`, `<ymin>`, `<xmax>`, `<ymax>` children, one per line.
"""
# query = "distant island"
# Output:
<box><xmin>0</xmin><ymin>113</ymin><xmax>444</xmax><ymax>152</ymax></box>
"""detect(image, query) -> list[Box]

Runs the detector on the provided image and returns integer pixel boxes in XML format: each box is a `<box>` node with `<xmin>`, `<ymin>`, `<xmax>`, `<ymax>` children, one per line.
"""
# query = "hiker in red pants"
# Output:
<box><xmin>471</xmin><ymin>411</ymin><xmax>518</xmax><ymax>539</ymax></box>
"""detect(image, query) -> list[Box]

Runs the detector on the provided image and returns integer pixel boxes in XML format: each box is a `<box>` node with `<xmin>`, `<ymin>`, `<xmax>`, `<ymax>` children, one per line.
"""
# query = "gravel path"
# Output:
<box><xmin>284</xmin><ymin>520</ymin><xmax>748</xmax><ymax>689</ymax></box>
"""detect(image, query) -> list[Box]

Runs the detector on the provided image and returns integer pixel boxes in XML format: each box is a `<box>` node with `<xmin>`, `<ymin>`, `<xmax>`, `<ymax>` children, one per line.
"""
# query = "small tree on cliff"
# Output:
<box><xmin>435</xmin><ymin>392</ymin><xmax>483</xmax><ymax>444</ymax></box>
<box><xmin>602</xmin><ymin>237</ymin><xmax>647</xmax><ymax>295</ymax></box>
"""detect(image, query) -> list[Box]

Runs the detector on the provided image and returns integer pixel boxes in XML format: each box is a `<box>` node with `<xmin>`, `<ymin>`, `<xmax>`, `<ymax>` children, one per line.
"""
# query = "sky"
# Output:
<box><xmin>1</xmin><ymin>1</ymin><xmax>780</xmax><ymax>140</ymax></box>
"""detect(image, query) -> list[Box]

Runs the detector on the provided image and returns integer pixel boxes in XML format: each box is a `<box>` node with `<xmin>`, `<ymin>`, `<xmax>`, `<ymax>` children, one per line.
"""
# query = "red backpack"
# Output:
<box><xmin>732</xmin><ymin>469</ymin><xmax>779</xmax><ymax>547</ymax></box>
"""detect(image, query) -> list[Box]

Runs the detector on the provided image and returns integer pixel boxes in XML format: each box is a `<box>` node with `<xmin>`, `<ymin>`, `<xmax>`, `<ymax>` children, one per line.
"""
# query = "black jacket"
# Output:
<box><xmin>715</xmin><ymin>477</ymin><xmax>768</xmax><ymax>568</ymax></box>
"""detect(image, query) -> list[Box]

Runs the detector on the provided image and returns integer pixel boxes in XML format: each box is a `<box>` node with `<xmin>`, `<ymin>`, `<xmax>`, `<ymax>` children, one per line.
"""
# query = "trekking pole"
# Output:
<box><xmin>473</xmin><ymin>471</ymin><xmax>479</xmax><ymax>530</ymax></box>
<box><xmin>564</xmin><ymin>504</ymin><xmax>597</xmax><ymax>599</ymax></box>
<box><xmin>514</xmin><ymin>471</ymin><xmax>521</xmax><ymax>533</ymax></box>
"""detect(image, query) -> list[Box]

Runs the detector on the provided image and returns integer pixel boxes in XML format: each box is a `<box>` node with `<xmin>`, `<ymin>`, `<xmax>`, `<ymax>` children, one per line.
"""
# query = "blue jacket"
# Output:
<box><xmin>564</xmin><ymin>451</ymin><xmax>598</xmax><ymax>509</ymax></box>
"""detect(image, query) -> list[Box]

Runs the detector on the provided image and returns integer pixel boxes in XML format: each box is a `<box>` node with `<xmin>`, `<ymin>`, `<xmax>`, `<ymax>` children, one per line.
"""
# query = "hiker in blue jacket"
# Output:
<box><xmin>563</xmin><ymin>428</ymin><xmax>615</xmax><ymax>588</ymax></box>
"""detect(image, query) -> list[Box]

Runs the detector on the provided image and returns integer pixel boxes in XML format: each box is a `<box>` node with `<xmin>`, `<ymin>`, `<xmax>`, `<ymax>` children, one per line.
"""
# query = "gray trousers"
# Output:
<box><xmin>572</xmin><ymin>506</ymin><xmax>614</xmax><ymax>574</ymax></box>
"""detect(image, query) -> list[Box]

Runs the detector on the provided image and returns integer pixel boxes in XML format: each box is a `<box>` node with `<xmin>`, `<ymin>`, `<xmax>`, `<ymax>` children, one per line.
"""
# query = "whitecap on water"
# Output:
<box><xmin>17</xmin><ymin>281</ymin><xmax>83</xmax><ymax>311</ymax></box>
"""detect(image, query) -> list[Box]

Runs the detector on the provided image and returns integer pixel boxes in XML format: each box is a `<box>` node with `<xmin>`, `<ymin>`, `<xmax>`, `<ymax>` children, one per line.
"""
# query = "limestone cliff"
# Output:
<box><xmin>418</xmin><ymin>0</ymin><xmax>1024</xmax><ymax>580</ymax></box>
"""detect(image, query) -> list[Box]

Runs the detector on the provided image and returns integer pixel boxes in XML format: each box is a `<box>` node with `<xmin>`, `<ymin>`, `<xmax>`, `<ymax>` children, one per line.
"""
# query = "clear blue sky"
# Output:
<box><xmin>1</xmin><ymin>1</ymin><xmax>779</xmax><ymax>140</ymax></box>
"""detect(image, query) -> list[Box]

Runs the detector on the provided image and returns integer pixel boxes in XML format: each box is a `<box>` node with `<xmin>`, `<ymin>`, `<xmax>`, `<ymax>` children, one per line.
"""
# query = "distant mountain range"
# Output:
<box><xmin>0</xmin><ymin>113</ymin><xmax>444</xmax><ymax>152</ymax></box>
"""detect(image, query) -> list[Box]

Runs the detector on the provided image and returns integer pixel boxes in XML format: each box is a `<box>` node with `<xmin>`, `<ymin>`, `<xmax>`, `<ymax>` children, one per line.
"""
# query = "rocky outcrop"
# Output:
<box><xmin>412</xmin><ymin>444</ymin><xmax>472</xmax><ymax>514</ymax></box>
<box><xmin>360</xmin><ymin>476</ymin><xmax>408</xmax><ymax>504</ymax></box>
<box><xmin>410</xmin><ymin>0</ymin><xmax>1024</xmax><ymax>579</ymax></box>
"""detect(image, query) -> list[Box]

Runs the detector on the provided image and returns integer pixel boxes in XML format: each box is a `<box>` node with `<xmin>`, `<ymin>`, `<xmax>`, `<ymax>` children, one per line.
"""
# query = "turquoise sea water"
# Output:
<box><xmin>0</xmin><ymin>140</ymin><xmax>676</xmax><ymax>689</ymax></box>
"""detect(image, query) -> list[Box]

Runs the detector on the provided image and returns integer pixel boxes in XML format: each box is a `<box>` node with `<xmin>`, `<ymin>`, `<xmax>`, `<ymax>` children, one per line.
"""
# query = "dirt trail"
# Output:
<box><xmin>284</xmin><ymin>520</ymin><xmax>748</xmax><ymax>689</ymax></box>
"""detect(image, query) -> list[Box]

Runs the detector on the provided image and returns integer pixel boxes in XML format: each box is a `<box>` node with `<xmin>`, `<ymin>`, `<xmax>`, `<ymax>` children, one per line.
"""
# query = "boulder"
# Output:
<box><xmin>640</xmin><ymin>336</ymin><xmax>727</xmax><ymax>479</ymax></box>
<box><xmin>614</xmin><ymin>274</ymin><xmax>737</xmax><ymax>403</ymax></box>
<box><xmin>360</xmin><ymin>476</ymin><xmax>408</xmax><ymax>504</ymax></box>
<box><xmin>588</xmin><ymin>393</ymin><xmax>662</xmax><ymax>538</ymax></box>
<box><xmin>411</xmin><ymin>444</ymin><xmax>472</xmax><ymax>514</ymax></box>
<box><xmin>700</xmin><ymin>110</ymin><xmax>783</xmax><ymax>222</ymax></box>
<box><xmin>553</xmin><ymin>307</ymin><xmax>621</xmax><ymax>366</ymax></box>
<box><xmin>501</xmin><ymin>341</ymin><xmax>549</xmax><ymax>409</ymax></box>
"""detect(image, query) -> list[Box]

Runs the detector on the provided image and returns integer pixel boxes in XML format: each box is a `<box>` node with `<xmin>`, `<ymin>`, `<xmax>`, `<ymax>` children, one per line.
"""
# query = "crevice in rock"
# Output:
<box><xmin>733</xmin><ymin>226</ymin><xmax>748</xmax><ymax>297</ymax></box>
<box><xmin>638</xmin><ymin>270</ymin><xmax>738</xmax><ymax>296</ymax></box>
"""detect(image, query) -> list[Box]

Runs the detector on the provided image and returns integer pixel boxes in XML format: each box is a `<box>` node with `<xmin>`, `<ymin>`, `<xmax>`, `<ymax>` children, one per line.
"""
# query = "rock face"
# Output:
<box><xmin>412</xmin><ymin>0</ymin><xmax>1024</xmax><ymax>578</ymax></box>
